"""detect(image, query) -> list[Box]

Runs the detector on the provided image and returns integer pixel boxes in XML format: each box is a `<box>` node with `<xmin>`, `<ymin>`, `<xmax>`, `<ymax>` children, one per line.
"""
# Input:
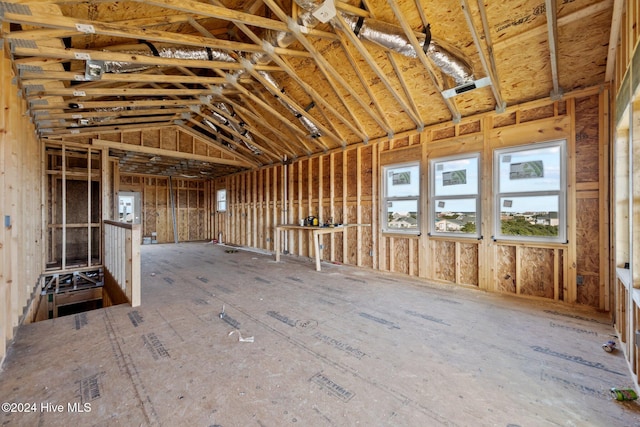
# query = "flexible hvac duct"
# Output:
<box><xmin>99</xmin><ymin>40</ymin><xmax>323</xmax><ymax>139</ymax></box>
<box><xmin>95</xmin><ymin>3</ymin><xmax>474</xmax><ymax>143</ymax></box>
<box><xmin>102</xmin><ymin>44</ymin><xmax>237</xmax><ymax>73</ymax></box>
<box><xmin>258</xmin><ymin>71</ymin><xmax>321</xmax><ymax>138</ymax></box>
<box><xmin>209</xmin><ymin>102</ymin><xmax>263</xmax><ymax>155</ymax></box>
<box><xmin>295</xmin><ymin>0</ymin><xmax>474</xmax><ymax>85</ymax></box>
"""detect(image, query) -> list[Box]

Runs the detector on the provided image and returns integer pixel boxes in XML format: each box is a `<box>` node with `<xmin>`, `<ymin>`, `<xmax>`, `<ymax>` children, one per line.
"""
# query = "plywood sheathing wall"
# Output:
<box><xmin>0</xmin><ymin>48</ymin><xmax>44</xmax><ymax>365</ymax></box>
<box><xmin>119</xmin><ymin>175</ymin><xmax>210</xmax><ymax>244</ymax></box>
<box><xmin>217</xmin><ymin>89</ymin><xmax>608</xmax><ymax>309</ymax></box>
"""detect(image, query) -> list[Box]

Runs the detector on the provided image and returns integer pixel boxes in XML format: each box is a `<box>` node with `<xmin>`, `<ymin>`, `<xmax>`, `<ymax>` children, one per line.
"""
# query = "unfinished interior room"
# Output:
<box><xmin>2</xmin><ymin>0</ymin><xmax>640</xmax><ymax>425</ymax></box>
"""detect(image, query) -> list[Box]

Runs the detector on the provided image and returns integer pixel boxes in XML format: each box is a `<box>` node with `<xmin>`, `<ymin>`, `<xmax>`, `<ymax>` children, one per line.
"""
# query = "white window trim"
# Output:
<box><xmin>429</xmin><ymin>152</ymin><xmax>481</xmax><ymax>239</ymax></box>
<box><xmin>381</xmin><ymin>161</ymin><xmax>421</xmax><ymax>235</ymax></box>
<box><xmin>493</xmin><ymin>139</ymin><xmax>567</xmax><ymax>243</ymax></box>
<box><xmin>216</xmin><ymin>188</ymin><xmax>227</xmax><ymax>212</ymax></box>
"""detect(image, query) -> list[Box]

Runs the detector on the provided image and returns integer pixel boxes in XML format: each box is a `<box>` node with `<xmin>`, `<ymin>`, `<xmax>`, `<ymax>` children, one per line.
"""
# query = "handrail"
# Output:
<box><xmin>103</xmin><ymin>221</ymin><xmax>141</xmax><ymax>307</ymax></box>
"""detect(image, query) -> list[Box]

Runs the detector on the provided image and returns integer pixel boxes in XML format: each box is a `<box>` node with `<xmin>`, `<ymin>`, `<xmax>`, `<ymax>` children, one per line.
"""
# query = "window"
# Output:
<box><xmin>382</xmin><ymin>162</ymin><xmax>420</xmax><ymax>234</ymax></box>
<box><xmin>216</xmin><ymin>189</ymin><xmax>227</xmax><ymax>212</ymax></box>
<box><xmin>430</xmin><ymin>153</ymin><xmax>480</xmax><ymax>238</ymax></box>
<box><xmin>494</xmin><ymin>140</ymin><xmax>566</xmax><ymax>242</ymax></box>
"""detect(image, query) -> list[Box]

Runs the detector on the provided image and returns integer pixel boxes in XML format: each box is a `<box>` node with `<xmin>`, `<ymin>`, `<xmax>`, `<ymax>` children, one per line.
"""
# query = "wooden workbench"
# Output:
<box><xmin>274</xmin><ymin>224</ymin><xmax>370</xmax><ymax>271</ymax></box>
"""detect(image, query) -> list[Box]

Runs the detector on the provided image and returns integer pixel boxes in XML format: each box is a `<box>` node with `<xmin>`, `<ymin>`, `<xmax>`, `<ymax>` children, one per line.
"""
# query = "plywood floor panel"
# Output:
<box><xmin>1</xmin><ymin>243</ymin><xmax>638</xmax><ymax>426</ymax></box>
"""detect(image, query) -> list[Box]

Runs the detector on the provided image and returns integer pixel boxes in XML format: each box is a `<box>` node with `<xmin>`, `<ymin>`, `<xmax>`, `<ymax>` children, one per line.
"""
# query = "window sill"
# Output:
<box><xmin>381</xmin><ymin>231</ymin><xmax>421</xmax><ymax>239</ymax></box>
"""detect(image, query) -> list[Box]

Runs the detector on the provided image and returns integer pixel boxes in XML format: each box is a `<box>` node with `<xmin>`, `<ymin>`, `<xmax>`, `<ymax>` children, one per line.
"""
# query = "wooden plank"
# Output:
<box><xmin>357</xmin><ymin>146</ymin><xmax>363</xmax><ymax>267</ymax></box>
<box><xmin>566</xmin><ymin>98</ymin><xmax>578</xmax><ymax>303</ymax></box>
<box><xmin>600</xmin><ymin>88</ymin><xmax>611</xmax><ymax>310</ymax></box>
<box><xmin>92</xmin><ymin>138</ymin><xmax>250</xmax><ymax>168</ymax></box>
<box><xmin>342</xmin><ymin>151</ymin><xmax>348</xmax><ymax>264</ymax></box>
<box><xmin>62</xmin><ymin>145</ymin><xmax>67</xmax><ymax>270</ymax></box>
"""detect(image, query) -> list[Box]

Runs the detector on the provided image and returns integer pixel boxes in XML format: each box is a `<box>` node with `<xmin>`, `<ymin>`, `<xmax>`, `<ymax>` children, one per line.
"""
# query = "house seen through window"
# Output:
<box><xmin>494</xmin><ymin>140</ymin><xmax>566</xmax><ymax>243</ymax></box>
<box><xmin>382</xmin><ymin>162</ymin><xmax>420</xmax><ymax>234</ymax></box>
<box><xmin>430</xmin><ymin>153</ymin><xmax>480</xmax><ymax>238</ymax></box>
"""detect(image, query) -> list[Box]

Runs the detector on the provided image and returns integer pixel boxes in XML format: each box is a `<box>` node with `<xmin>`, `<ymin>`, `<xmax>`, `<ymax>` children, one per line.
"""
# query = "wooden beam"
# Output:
<box><xmin>3</xmin><ymin>10</ymin><xmax>310</xmax><ymax>59</ymax></box>
<box><xmin>385</xmin><ymin>0</ymin><xmax>462</xmax><ymax>123</ymax></box>
<box><xmin>35</xmin><ymin>107</ymin><xmax>186</xmax><ymax>122</ymax></box>
<box><xmin>30</xmin><ymin>98</ymin><xmax>206</xmax><ymax>112</ymax></box>
<box><xmin>11</xmin><ymin>45</ymin><xmax>281</xmax><ymax>73</ymax></box>
<box><xmin>545</xmin><ymin>0</ymin><xmax>562</xmax><ymax>99</ymax></box>
<box><xmin>605</xmin><ymin>0</ymin><xmax>625</xmax><ymax>82</ymax></box>
<box><xmin>19</xmin><ymin>69</ymin><xmax>231</xmax><ymax>86</ymax></box>
<box><xmin>338</xmin><ymin>42</ymin><xmax>393</xmax><ymax>134</ymax></box>
<box><xmin>261</xmin><ymin>0</ymin><xmax>391</xmax><ymax>134</ymax></box>
<box><xmin>40</xmin><ymin>119</ymin><xmax>177</xmax><ymax>137</ymax></box>
<box><xmin>91</xmin><ymin>138</ymin><xmax>252</xmax><ymax>168</ymax></box>
<box><xmin>37</xmin><ymin>114</ymin><xmax>180</xmax><ymax>130</ymax></box>
<box><xmin>333</xmin><ymin>12</ymin><xmax>423</xmax><ymax>128</ymax></box>
<box><xmin>175</xmin><ymin>124</ymin><xmax>263</xmax><ymax>168</ymax></box>
<box><xmin>202</xmin><ymin>100</ymin><xmax>294</xmax><ymax>159</ymax></box>
<box><xmin>130</xmin><ymin>0</ymin><xmax>336</xmax><ymax>39</ymax></box>
<box><xmin>218</xmin><ymin>8</ymin><xmax>368</xmax><ymax>142</ymax></box>
<box><xmin>460</xmin><ymin>0</ymin><xmax>506</xmax><ymax>109</ymax></box>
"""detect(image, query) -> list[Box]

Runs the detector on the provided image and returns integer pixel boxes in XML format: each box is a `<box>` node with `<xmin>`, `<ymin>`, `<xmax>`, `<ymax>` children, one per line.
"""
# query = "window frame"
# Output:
<box><xmin>493</xmin><ymin>139</ymin><xmax>567</xmax><ymax>243</ymax></box>
<box><xmin>381</xmin><ymin>161</ymin><xmax>421</xmax><ymax>235</ymax></box>
<box><xmin>216</xmin><ymin>188</ymin><xmax>227</xmax><ymax>212</ymax></box>
<box><xmin>429</xmin><ymin>152</ymin><xmax>481</xmax><ymax>239</ymax></box>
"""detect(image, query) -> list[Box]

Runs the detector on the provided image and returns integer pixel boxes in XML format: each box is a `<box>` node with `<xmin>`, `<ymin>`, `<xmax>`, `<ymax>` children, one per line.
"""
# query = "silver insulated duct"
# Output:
<box><xmin>295</xmin><ymin>0</ymin><xmax>474</xmax><ymax>86</ymax></box>
<box><xmin>98</xmin><ymin>37</ymin><xmax>324</xmax><ymax>140</ymax></box>
<box><xmin>89</xmin><ymin>4</ymin><xmax>475</xmax><ymax>145</ymax></box>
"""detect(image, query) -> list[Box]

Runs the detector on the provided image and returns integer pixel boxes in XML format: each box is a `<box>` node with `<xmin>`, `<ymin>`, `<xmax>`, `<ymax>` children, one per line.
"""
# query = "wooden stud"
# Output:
<box><xmin>356</xmin><ymin>146</ymin><xmax>363</xmax><ymax>267</ymax></box>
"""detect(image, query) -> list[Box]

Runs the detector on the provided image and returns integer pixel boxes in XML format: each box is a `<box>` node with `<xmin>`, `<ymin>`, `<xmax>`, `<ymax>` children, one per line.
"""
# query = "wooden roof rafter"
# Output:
<box><xmin>28</xmin><ymin>98</ymin><xmax>206</xmax><ymax>112</ymax></box>
<box><xmin>171</xmin><ymin>64</ymin><xmax>296</xmax><ymax>155</ymax></box>
<box><xmin>213</xmin><ymin>92</ymin><xmax>312</xmax><ymax>157</ymax></box>
<box><xmin>186</xmin><ymin>114</ymin><xmax>277</xmax><ymax>163</ymax></box>
<box><xmin>336</xmin><ymin>41</ymin><xmax>393</xmax><ymax>134</ymax></box>
<box><xmin>36</xmin><ymin>112</ymin><xmax>181</xmax><ymax>131</ymax></box>
<box><xmin>545</xmin><ymin>0</ymin><xmax>562</xmax><ymax>99</ymax></box>
<box><xmin>1</xmin><ymin>7</ymin><xmax>306</xmax><ymax>58</ymax></box>
<box><xmin>175</xmin><ymin>123</ymin><xmax>264</xmax><ymax>169</ymax></box>
<box><xmin>239</xmin><ymin>85</ymin><xmax>321</xmax><ymax>154</ymax></box>
<box><xmin>263</xmin><ymin>51</ymin><xmax>367</xmax><ymax>143</ymax></box>
<box><xmin>261</xmin><ymin>0</ymin><xmax>392</xmax><ymax>136</ymax></box>
<box><xmin>212</xmin><ymin>67</ymin><xmax>331</xmax><ymax>153</ymax></box>
<box><xmin>384</xmin><ymin>0</ymin><xmax>462</xmax><ymax>123</ymax></box>
<box><xmin>332</xmin><ymin>12</ymin><xmax>423</xmax><ymax>129</ymax></box>
<box><xmin>360</xmin><ymin>0</ymin><xmax>424</xmax><ymax>131</ymax></box>
<box><xmin>202</xmin><ymin>100</ymin><xmax>298</xmax><ymax>160</ymax></box>
<box><xmin>32</xmin><ymin>106</ymin><xmax>187</xmax><ymax>122</ymax></box>
<box><xmin>240</xmin><ymin>61</ymin><xmax>339</xmax><ymax>149</ymax></box>
<box><xmin>41</xmin><ymin>119</ymin><xmax>178</xmax><ymax>137</ymax></box>
<box><xmin>189</xmin><ymin>101</ymin><xmax>281</xmax><ymax>160</ymax></box>
<box><xmin>212</xmin><ymin>9</ymin><xmax>367</xmax><ymax>145</ymax></box>
<box><xmin>460</xmin><ymin>0</ymin><xmax>506</xmax><ymax>111</ymax></box>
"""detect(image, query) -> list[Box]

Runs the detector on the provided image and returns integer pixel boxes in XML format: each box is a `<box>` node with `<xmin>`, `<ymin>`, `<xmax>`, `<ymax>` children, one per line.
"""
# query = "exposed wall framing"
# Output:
<box><xmin>216</xmin><ymin>88</ymin><xmax>608</xmax><ymax>311</ymax></box>
<box><xmin>45</xmin><ymin>142</ymin><xmax>102</xmax><ymax>271</ymax></box>
<box><xmin>119</xmin><ymin>175</ymin><xmax>210</xmax><ymax>243</ymax></box>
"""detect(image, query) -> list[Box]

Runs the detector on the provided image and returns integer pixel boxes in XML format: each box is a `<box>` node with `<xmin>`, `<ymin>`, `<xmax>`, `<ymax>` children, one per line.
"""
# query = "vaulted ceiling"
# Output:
<box><xmin>1</xmin><ymin>0</ymin><xmax>617</xmax><ymax>177</ymax></box>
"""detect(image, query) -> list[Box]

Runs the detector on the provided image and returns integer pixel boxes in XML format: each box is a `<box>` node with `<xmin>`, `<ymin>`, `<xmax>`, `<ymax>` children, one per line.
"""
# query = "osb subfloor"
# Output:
<box><xmin>1</xmin><ymin>243</ymin><xmax>639</xmax><ymax>426</ymax></box>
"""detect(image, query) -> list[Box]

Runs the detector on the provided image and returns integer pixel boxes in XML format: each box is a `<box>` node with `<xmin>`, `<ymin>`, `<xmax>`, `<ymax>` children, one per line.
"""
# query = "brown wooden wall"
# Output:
<box><xmin>213</xmin><ymin>88</ymin><xmax>609</xmax><ymax>310</ymax></box>
<box><xmin>119</xmin><ymin>175</ymin><xmax>212</xmax><ymax>243</ymax></box>
<box><xmin>1</xmin><ymin>48</ymin><xmax>44</xmax><ymax>365</ymax></box>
